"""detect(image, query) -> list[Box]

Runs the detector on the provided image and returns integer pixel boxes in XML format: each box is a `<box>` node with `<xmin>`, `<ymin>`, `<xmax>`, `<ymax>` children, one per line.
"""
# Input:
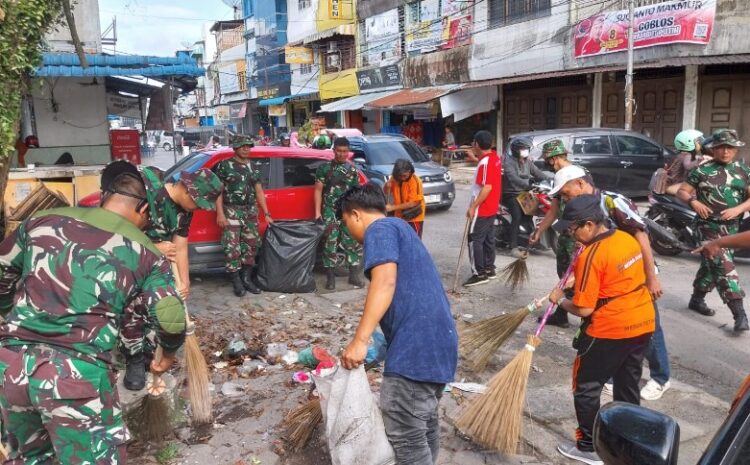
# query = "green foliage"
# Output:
<box><xmin>297</xmin><ymin>118</ymin><xmax>314</xmax><ymax>145</ymax></box>
<box><xmin>0</xmin><ymin>1</ymin><xmax>65</xmax><ymax>162</ymax></box>
<box><xmin>154</xmin><ymin>442</ymin><xmax>179</xmax><ymax>464</ymax></box>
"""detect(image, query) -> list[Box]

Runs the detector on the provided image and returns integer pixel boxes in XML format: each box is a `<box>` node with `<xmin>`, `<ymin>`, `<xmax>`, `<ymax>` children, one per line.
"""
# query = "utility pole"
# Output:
<box><xmin>624</xmin><ymin>0</ymin><xmax>635</xmax><ymax>130</ymax></box>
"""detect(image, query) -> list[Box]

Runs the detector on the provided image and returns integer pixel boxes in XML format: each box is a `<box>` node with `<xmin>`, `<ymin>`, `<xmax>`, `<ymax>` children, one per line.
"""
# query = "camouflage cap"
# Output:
<box><xmin>706</xmin><ymin>129</ymin><xmax>745</xmax><ymax>148</ymax></box>
<box><xmin>232</xmin><ymin>136</ymin><xmax>255</xmax><ymax>149</ymax></box>
<box><xmin>542</xmin><ymin>139</ymin><xmax>567</xmax><ymax>158</ymax></box>
<box><xmin>179</xmin><ymin>168</ymin><xmax>223</xmax><ymax>210</ymax></box>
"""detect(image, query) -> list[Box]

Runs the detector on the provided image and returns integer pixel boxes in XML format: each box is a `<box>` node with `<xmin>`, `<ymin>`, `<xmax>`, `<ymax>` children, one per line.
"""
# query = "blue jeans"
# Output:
<box><xmin>646</xmin><ymin>306</ymin><xmax>670</xmax><ymax>385</ymax></box>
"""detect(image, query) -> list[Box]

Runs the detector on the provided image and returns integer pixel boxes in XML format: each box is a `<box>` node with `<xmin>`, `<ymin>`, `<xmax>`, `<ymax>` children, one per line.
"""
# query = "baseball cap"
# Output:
<box><xmin>548</xmin><ymin>165</ymin><xmax>588</xmax><ymax>198</ymax></box>
<box><xmin>179</xmin><ymin>168</ymin><xmax>223</xmax><ymax>210</ymax></box>
<box><xmin>553</xmin><ymin>194</ymin><xmax>603</xmax><ymax>233</ymax></box>
<box><xmin>542</xmin><ymin>139</ymin><xmax>567</xmax><ymax>159</ymax></box>
<box><xmin>705</xmin><ymin>129</ymin><xmax>745</xmax><ymax>148</ymax></box>
<box><xmin>232</xmin><ymin>136</ymin><xmax>255</xmax><ymax>149</ymax></box>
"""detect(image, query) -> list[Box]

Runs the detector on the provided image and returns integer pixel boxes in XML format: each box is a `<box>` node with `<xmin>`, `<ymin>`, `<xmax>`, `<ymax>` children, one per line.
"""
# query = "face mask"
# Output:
<box><xmin>519</xmin><ymin>149</ymin><xmax>530</xmax><ymax>158</ymax></box>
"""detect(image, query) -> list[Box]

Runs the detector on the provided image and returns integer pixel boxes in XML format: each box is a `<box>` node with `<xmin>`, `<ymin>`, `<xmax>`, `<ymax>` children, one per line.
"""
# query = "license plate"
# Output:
<box><xmin>425</xmin><ymin>194</ymin><xmax>442</xmax><ymax>204</ymax></box>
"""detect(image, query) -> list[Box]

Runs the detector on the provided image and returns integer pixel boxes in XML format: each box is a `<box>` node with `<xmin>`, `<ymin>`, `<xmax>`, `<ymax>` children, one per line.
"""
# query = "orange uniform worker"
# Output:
<box><xmin>548</xmin><ymin>194</ymin><xmax>655</xmax><ymax>465</ymax></box>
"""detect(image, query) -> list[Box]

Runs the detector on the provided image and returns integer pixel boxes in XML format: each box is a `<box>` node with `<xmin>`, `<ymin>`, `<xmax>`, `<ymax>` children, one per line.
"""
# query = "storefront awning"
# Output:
<box><xmin>364</xmin><ymin>85</ymin><xmax>463</xmax><ymax>110</ymax></box>
<box><xmin>318</xmin><ymin>90</ymin><xmax>399</xmax><ymax>113</ymax></box>
<box><xmin>441</xmin><ymin>87</ymin><xmax>498</xmax><ymax>122</ymax></box>
<box><xmin>34</xmin><ymin>52</ymin><xmax>205</xmax><ymax>78</ymax></box>
<box><xmin>303</xmin><ymin>24</ymin><xmax>356</xmax><ymax>44</ymax></box>
<box><xmin>259</xmin><ymin>92</ymin><xmax>318</xmax><ymax>106</ymax></box>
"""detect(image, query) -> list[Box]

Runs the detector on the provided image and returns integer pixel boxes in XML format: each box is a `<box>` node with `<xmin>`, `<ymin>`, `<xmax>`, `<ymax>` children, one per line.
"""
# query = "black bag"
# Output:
<box><xmin>255</xmin><ymin>220</ymin><xmax>325</xmax><ymax>293</ymax></box>
<box><xmin>398</xmin><ymin>178</ymin><xmax>423</xmax><ymax>221</ymax></box>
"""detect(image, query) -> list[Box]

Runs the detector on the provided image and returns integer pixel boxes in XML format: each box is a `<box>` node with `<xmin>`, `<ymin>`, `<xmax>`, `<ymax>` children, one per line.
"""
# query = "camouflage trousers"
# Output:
<box><xmin>118</xmin><ymin>297</ymin><xmax>155</xmax><ymax>359</ymax></box>
<box><xmin>556</xmin><ymin>231</ymin><xmax>578</xmax><ymax>279</ymax></box>
<box><xmin>222</xmin><ymin>205</ymin><xmax>260</xmax><ymax>273</ymax></box>
<box><xmin>694</xmin><ymin>221</ymin><xmax>745</xmax><ymax>302</ymax></box>
<box><xmin>0</xmin><ymin>344</ymin><xmax>128</xmax><ymax>464</ymax></box>
<box><xmin>322</xmin><ymin>211</ymin><xmax>361</xmax><ymax>269</ymax></box>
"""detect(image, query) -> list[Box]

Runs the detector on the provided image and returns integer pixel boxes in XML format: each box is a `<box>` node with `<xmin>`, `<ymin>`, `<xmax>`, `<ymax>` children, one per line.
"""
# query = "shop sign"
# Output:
<box><xmin>230</xmin><ymin>102</ymin><xmax>247</xmax><ymax>119</ymax></box>
<box><xmin>364</xmin><ymin>8</ymin><xmax>401</xmax><ymax>66</ymax></box>
<box><xmin>356</xmin><ymin>65</ymin><xmax>401</xmax><ymax>92</ymax></box>
<box><xmin>285</xmin><ymin>46</ymin><xmax>314</xmax><ymax>64</ymax></box>
<box><xmin>268</xmin><ymin>105</ymin><xmax>287</xmax><ymax>117</ymax></box>
<box><xmin>574</xmin><ymin>0</ymin><xmax>715</xmax><ymax>58</ymax></box>
<box><xmin>258</xmin><ymin>87</ymin><xmax>280</xmax><ymax>100</ymax></box>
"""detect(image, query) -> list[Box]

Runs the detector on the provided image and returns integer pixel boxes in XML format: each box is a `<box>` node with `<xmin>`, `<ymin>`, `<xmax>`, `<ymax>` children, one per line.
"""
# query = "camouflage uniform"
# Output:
<box><xmin>315</xmin><ymin>161</ymin><xmax>362</xmax><ymax>268</ymax></box>
<box><xmin>0</xmin><ymin>207</ymin><xmax>186</xmax><ymax>464</ymax></box>
<box><xmin>213</xmin><ymin>157</ymin><xmax>263</xmax><ymax>272</ymax></box>
<box><xmin>686</xmin><ymin>160</ymin><xmax>750</xmax><ymax>302</ymax></box>
<box><xmin>119</xmin><ymin>167</ymin><xmax>222</xmax><ymax>358</ymax></box>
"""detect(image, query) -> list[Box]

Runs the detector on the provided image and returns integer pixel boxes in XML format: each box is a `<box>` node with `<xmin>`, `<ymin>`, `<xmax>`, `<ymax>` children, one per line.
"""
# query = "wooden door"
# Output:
<box><xmin>698</xmin><ymin>76</ymin><xmax>750</xmax><ymax>161</ymax></box>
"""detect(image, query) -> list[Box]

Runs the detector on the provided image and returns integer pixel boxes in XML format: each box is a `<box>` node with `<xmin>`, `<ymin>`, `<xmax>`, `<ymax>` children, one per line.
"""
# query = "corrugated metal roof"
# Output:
<box><xmin>464</xmin><ymin>54</ymin><xmax>750</xmax><ymax>89</ymax></box>
<box><xmin>35</xmin><ymin>53</ymin><xmax>205</xmax><ymax>78</ymax></box>
<box><xmin>303</xmin><ymin>24</ymin><xmax>356</xmax><ymax>44</ymax></box>
<box><xmin>319</xmin><ymin>90</ymin><xmax>398</xmax><ymax>113</ymax></box>
<box><xmin>365</xmin><ymin>85</ymin><xmax>463</xmax><ymax>109</ymax></box>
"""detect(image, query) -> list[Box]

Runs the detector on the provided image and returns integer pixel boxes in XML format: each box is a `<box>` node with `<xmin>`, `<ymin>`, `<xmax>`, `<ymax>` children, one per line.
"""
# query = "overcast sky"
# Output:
<box><xmin>98</xmin><ymin>0</ymin><xmax>235</xmax><ymax>56</ymax></box>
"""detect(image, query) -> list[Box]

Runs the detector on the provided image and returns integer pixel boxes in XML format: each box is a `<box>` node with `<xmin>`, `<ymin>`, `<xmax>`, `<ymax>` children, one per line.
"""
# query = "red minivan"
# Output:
<box><xmin>80</xmin><ymin>146</ymin><xmax>367</xmax><ymax>272</ymax></box>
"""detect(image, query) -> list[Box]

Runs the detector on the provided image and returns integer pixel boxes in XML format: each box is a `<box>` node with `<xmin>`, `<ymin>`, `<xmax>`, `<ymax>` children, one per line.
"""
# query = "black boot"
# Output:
<box><xmin>123</xmin><ymin>353</ymin><xmax>146</xmax><ymax>391</ymax></box>
<box><xmin>241</xmin><ymin>266</ymin><xmax>261</xmax><ymax>294</ymax></box>
<box><xmin>348</xmin><ymin>265</ymin><xmax>365</xmax><ymax>288</ymax></box>
<box><xmin>689</xmin><ymin>291</ymin><xmax>715</xmax><ymax>316</ymax></box>
<box><xmin>325</xmin><ymin>268</ymin><xmax>336</xmax><ymax>290</ymax></box>
<box><xmin>728</xmin><ymin>300</ymin><xmax>750</xmax><ymax>332</ymax></box>
<box><xmin>231</xmin><ymin>271</ymin><xmax>246</xmax><ymax>297</ymax></box>
<box><xmin>539</xmin><ymin>307</ymin><xmax>570</xmax><ymax>328</ymax></box>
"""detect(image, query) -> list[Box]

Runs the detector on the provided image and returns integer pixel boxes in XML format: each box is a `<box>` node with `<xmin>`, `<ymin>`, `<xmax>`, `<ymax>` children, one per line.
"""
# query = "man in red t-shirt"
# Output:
<box><xmin>464</xmin><ymin>130</ymin><xmax>502</xmax><ymax>287</ymax></box>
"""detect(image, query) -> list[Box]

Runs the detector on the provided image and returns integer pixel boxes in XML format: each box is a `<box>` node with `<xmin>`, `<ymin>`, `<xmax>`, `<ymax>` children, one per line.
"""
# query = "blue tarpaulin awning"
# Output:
<box><xmin>259</xmin><ymin>92</ymin><xmax>317</xmax><ymax>106</ymax></box>
<box><xmin>34</xmin><ymin>52</ymin><xmax>205</xmax><ymax>78</ymax></box>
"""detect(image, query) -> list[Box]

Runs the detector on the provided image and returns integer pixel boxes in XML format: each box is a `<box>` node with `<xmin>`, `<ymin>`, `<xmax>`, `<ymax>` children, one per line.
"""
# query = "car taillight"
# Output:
<box><xmin>25</xmin><ymin>135</ymin><xmax>39</xmax><ymax>148</ymax></box>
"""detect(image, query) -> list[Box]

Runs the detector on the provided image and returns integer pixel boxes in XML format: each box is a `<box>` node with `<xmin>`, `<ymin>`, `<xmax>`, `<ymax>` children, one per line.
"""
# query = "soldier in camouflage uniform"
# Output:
<box><xmin>529</xmin><ymin>140</ymin><xmax>594</xmax><ymax>327</ymax></box>
<box><xmin>678</xmin><ymin>129</ymin><xmax>750</xmax><ymax>332</ymax></box>
<box><xmin>0</xmin><ymin>167</ymin><xmax>186</xmax><ymax>464</ymax></box>
<box><xmin>118</xmin><ymin>164</ymin><xmax>223</xmax><ymax>390</ymax></box>
<box><xmin>314</xmin><ymin>137</ymin><xmax>363</xmax><ymax>290</ymax></box>
<box><xmin>214</xmin><ymin>137</ymin><xmax>272</xmax><ymax>297</ymax></box>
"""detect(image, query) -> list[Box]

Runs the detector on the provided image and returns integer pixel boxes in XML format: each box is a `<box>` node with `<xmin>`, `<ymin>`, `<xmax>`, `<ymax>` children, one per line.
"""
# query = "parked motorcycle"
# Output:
<box><xmin>495</xmin><ymin>180</ymin><xmax>558</xmax><ymax>252</ymax></box>
<box><xmin>645</xmin><ymin>192</ymin><xmax>750</xmax><ymax>258</ymax></box>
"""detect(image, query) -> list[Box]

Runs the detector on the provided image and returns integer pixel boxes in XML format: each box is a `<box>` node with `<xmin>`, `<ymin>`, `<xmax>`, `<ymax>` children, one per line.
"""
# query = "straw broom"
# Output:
<box><xmin>126</xmin><ymin>346</ymin><xmax>174</xmax><ymax>443</ymax></box>
<box><xmin>459</xmin><ymin>294</ymin><xmax>548</xmax><ymax>372</ymax></box>
<box><xmin>451</xmin><ymin>217</ymin><xmax>472</xmax><ymax>293</ymax></box>
<box><xmin>172</xmin><ymin>263</ymin><xmax>213</xmax><ymax>425</ymax></box>
<box><xmin>282</xmin><ymin>398</ymin><xmax>322</xmax><ymax>451</ymax></box>
<box><xmin>499</xmin><ymin>249</ymin><xmax>529</xmax><ymax>290</ymax></box>
<box><xmin>456</xmin><ymin>246</ymin><xmax>585</xmax><ymax>455</ymax></box>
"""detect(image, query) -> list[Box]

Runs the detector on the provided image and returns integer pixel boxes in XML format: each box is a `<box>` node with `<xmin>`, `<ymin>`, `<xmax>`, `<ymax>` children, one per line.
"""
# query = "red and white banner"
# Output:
<box><xmin>574</xmin><ymin>0</ymin><xmax>715</xmax><ymax>58</ymax></box>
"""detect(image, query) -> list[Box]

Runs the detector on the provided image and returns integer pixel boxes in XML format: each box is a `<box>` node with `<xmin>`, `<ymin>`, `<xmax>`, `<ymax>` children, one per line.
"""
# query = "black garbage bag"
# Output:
<box><xmin>256</xmin><ymin>220</ymin><xmax>326</xmax><ymax>293</ymax></box>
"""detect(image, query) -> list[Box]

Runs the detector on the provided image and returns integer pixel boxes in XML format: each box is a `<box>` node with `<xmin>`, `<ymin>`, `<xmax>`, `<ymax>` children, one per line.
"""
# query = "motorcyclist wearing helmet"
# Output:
<box><xmin>279</xmin><ymin>133</ymin><xmax>291</xmax><ymax>147</ymax></box>
<box><xmin>312</xmin><ymin>133</ymin><xmax>332</xmax><ymax>150</ymax></box>
<box><xmin>665</xmin><ymin>129</ymin><xmax>710</xmax><ymax>195</ymax></box>
<box><xmin>502</xmin><ymin>136</ymin><xmax>554</xmax><ymax>257</ymax></box>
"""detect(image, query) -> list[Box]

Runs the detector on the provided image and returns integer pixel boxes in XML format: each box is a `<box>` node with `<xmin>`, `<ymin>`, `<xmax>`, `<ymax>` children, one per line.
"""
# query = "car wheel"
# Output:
<box><xmin>163</xmin><ymin>143</ymin><xmax>172</xmax><ymax>151</ymax></box>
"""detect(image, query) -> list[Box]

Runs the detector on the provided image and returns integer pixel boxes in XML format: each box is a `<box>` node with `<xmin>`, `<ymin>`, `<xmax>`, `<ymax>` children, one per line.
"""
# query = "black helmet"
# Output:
<box><xmin>510</xmin><ymin>136</ymin><xmax>533</xmax><ymax>157</ymax></box>
<box><xmin>280</xmin><ymin>132</ymin><xmax>290</xmax><ymax>140</ymax></box>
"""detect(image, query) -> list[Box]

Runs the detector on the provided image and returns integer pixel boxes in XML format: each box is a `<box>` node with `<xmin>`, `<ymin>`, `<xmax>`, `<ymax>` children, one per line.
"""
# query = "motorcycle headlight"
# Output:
<box><xmin>443</xmin><ymin>171</ymin><xmax>452</xmax><ymax>183</ymax></box>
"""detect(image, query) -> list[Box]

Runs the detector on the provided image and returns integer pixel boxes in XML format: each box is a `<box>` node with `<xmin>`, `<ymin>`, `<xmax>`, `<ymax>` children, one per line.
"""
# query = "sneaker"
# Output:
<box><xmin>641</xmin><ymin>379</ymin><xmax>671</xmax><ymax>401</ymax></box>
<box><xmin>602</xmin><ymin>382</ymin><xmax>613</xmax><ymax>396</ymax></box>
<box><xmin>463</xmin><ymin>274</ymin><xmax>489</xmax><ymax>287</ymax></box>
<box><xmin>557</xmin><ymin>441</ymin><xmax>603</xmax><ymax>465</ymax></box>
<box><xmin>486</xmin><ymin>270</ymin><xmax>497</xmax><ymax>280</ymax></box>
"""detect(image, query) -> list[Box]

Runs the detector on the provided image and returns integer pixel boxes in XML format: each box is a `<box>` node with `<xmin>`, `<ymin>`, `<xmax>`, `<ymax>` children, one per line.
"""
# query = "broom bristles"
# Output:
<box><xmin>456</xmin><ymin>335</ymin><xmax>541</xmax><ymax>455</ymax></box>
<box><xmin>184</xmin><ymin>333</ymin><xmax>213</xmax><ymax>425</ymax></box>
<box><xmin>283</xmin><ymin>398</ymin><xmax>322</xmax><ymax>451</ymax></box>
<box><xmin>125</xmin><ymin>375</ymin><xmax>174</xmax><ymax>443</ymax></box>
<box><xmin>459</xmin><ymin>305</ymin><xmax>532</xmax><ymax>372</ymax></box>
<box><xmin>499</xmin><ymin>257</ymin><xmax>529</xmax><ymax>290</ymax></box>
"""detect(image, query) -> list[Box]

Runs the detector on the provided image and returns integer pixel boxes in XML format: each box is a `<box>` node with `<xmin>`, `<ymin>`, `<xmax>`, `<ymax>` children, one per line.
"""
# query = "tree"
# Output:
<box><xmin>0</xmin><ymin>0</ymin><xmax>65</xmax><ymax>210</ymax></box>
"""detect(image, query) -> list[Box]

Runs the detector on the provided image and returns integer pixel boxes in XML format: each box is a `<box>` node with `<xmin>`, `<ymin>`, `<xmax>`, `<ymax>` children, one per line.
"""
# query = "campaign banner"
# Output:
<box><xmin>574</xmin><ymin>0</ymin><xmax>715</xmax><ymax>58</ymax></box>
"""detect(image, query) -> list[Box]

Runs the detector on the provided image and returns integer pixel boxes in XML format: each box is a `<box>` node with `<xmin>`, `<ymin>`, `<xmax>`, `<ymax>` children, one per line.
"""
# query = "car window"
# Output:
<box><xmin>571</xmin><ymin>135</ymin><xmax>612</xmax><ymax>155</ymax></box>
<box><xmin>165</xmin><ymin>152</ymin><xmax>211</xmax><ymax>180</ymax></box>
<box><xmin>164</xmin><ymin>132</ymin><xmax>172</xmax><ymax>138</ymax></box>
<box><xmin>250</xmin><ymin>157</ymin><xmax>272</xmax><ymax>188</ymax></box>
<box><xmin>282</xmin><ymin>158</ymin><xmax>327</xmax><ymax>187</ymax></box>
<box><xmin>615</xmin><ymin>135</ymin><xmax>662</xmax><ymax>156</ymax></box>
<box><xmin>366</xmin><ymin>141</ymin><xmax>430</xmax><ymax>165</ymax></box>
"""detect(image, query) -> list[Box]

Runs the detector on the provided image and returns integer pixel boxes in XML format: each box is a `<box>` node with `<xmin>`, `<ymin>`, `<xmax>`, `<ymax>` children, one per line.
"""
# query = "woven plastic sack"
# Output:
<box><xmin>312</xmin><ymin>366</ymin><xmax>396</xmax><ymax>465</ymax></box>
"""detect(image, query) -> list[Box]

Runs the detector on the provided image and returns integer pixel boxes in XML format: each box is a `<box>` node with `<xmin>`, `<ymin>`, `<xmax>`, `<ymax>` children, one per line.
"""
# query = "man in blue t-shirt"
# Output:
<box><xmin>340</xmin><ymin>184</ymin><xmax>458</xmax><ymax>465</ymax></box>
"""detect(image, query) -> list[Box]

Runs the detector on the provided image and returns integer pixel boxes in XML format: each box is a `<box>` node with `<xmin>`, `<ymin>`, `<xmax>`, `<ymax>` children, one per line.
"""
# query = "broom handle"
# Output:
<box><xmin>533</xmin><ymin>246</ymin><xmax>585</xmax><ymax>337</ymax></box>
<box><xmin>171</xmin><ymin>263</ymin><xmax>193</xmax><ymax>329</ymax></box>
<box><xmin>452</xmin><ymin>216</ymin><xmax>472</xmax><ymax>293</ymax></box>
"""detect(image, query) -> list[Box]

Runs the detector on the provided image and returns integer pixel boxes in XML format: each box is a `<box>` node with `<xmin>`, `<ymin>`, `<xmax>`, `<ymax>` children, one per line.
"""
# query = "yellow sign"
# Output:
<box><xmin>268</xmin><ymin>105</ymin><xmax>287</xmax><ymax>117</ymax></box>
<box><xmin>329</xmin><ymin>0</ymin><xmax>341</xmax><ymax>19</ymax></box>
<box><xmin>285</xmin><ymin>46</ymin><xmax>314</xmax><ymax>65</ymax></box>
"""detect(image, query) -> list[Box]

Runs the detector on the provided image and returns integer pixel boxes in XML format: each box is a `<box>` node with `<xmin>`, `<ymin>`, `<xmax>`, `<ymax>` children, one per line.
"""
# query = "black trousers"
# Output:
<box><xmin>501</xmin><ymin>193</ymin><xmax>526</xmax><ymax>249</ymax></box>
<box><xmin>573</xmin><ymin>333</ymin><xmax>651</xmax><ymax>451</ymax></box>
<box><xmin>468</xmin><ymin>215</ymin><xmax>496</xmax><ymax>276</ymax></box>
